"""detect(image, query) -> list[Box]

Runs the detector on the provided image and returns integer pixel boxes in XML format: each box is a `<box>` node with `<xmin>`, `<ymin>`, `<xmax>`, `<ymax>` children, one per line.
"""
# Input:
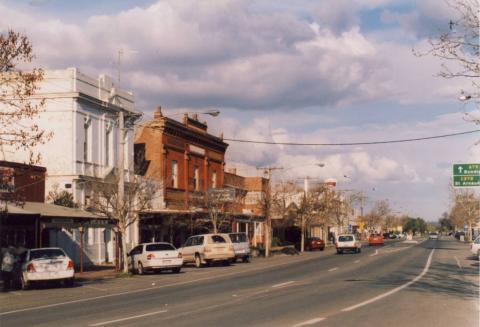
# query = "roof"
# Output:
<box><xmin>6</xmin><ymin>202</ymin><xmax>105</xmax><ymax>219</ymax></box>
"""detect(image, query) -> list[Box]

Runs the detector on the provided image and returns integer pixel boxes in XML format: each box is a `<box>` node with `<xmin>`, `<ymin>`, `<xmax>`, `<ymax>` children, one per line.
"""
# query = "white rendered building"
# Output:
<box><xmin>0</xmin><ymin>68</ymin><xmax>140</xmax><ymax>264</ymax></box>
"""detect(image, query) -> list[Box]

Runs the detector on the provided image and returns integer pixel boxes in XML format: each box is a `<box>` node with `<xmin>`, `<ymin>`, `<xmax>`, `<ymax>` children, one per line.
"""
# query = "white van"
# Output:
<box><xmin>229</xmin><ymin>233</ymin><xmax>251</xmax><ymax>263</ymax></box>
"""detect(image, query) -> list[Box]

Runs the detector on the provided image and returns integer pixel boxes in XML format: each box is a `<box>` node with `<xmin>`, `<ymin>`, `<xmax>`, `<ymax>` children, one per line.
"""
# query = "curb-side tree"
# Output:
<box><xmin>88</xmin><ymin>173</ymin><xmax>157</xmax><ymax>273</ymax></box>
<box><xmin>0</xmin><ymin>30</ymin><xmax>52</xmax><ymax>164</ymax></box>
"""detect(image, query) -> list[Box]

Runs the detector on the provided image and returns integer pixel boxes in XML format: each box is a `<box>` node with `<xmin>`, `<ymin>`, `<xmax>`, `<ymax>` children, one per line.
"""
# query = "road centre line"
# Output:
<box><xmin>89</xmin><ymin>310</ymin><xmax>168</xmax><ymax>326</ymax></box>
<box><xmin>272</xmin><ymin>281</ymin><xmax>295</xmax><ymax>288</ymax></box>
<box><xmin>292</xmin><ymin>317</ymin><xmax>326</xmax><ymax>326</ymax></box>
<box><xmin>341</xmin><ymin>248</ymin><xmax>435</xmax><ymax>312</ymax></box>
<box><xmin>369</xmin><ymin>249</ymin><xmax>379</xmax><ymax>257</ymax></box>
<box><xmin>354</xmin><ymin>260</ymin><xmax>361</xmax><ymax>263</ymax></box>
<box><xmin>328</xmin><ymin>267</ymin><xmax>338</xmax><ymax>272</ymax></box>
<box><xmin>0</xmin><ymin>254</ymin><xmax>319</xmax><ymax>316</ymax></box>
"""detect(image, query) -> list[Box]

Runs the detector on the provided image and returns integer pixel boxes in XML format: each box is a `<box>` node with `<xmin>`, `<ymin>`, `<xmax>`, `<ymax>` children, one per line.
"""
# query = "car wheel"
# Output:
<box><xmin>357</xmin><ymin>248</ymin><xmax>361</xmax><ymax>253</ymax></box>
<box><xmin>242</xmin><ymin>255</ymin><xmax>251</xmax><ymax>263</ymax></box>
<box><xmin>320</xmin><ymin>247</ymin><xmax>325</xmax><ymax>251</ymax></box>
<box><xmin>138</xmin><ymin>262</ymin><xmax>145</xmax><ymax>275</ymax></box>
<box><xmin>337</xmin><ymin>249</ymin><xmax>342</xmax><ymax>254</ymax></box>
<box><xmin>172</xmin><ymin>267</ymin><xmax>181</xmax><ymax>274</ymax></box>
<box><xmin>194</xmin><ymin>254</ymin><xmax>203</xmax><ymax>268</ymax></box>
<box><xmin>223</xmin><ymin>260</ymin><xmax>230</xmax><ymax>266</ymax></box>
<box><xmin>21</xmin><ymin>276</ymin><xmax>29</xmax><ymax>290</ymax></box>
<box><xmin>65</xmin><ymin>277</ymin><xmax>75</xmax><ymax>287</ymax></box>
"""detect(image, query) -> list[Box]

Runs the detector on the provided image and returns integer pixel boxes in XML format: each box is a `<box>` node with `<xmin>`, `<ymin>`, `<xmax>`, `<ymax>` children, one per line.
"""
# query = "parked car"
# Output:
<box><xmin>368</xmin><ymin>234</ymin><xmax>384</xmax><ymax>246</ymax></box>
<box><xmin>179</xmin><ymin>234</ymin><xmax>235</xmax><ymax>268</ymax></box>
<box><xmin>336</xmin><ymin>234</ymin><xmax>361</xmax><ymax>254</ymax></box>
<box><xmin>428</xmin><ymin>232</ymin><xmax>439</xmax><ymax>240</ymax></box>
<box><xmin>304</xmin><ymin>237</ymin><xmax>325</xmax><ymax>251</ymax></box>
<box><xmin>454</xmin><ymin>231</ymin><xmax>465</xmax><ymax>240</ymax></box>
<box><xmin>471</xmin><ymin>236</ymin><xmax>480</xmax><ymax>257</ymax></box>
<box><xmin>128</xmin><ymin>242</ymin><xmax>183</xmax><ymax>275</ymax></box>
<box><xmin>229</xmin><ymin>232</ymin><xmax>251</xmax><ymax>263</ymax></box>
<box><xmin>15</xmin><ymin>247</ymin><xmax>74</xmax><ymax>290</ymax></box>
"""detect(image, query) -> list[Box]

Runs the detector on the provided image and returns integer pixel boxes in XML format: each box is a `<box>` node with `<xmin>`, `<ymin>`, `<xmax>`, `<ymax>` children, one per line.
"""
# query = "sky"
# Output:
<box><xmin>1</xmin><ymin>0</ymin><xmax>478</xmax><ymax>221</ymax></box>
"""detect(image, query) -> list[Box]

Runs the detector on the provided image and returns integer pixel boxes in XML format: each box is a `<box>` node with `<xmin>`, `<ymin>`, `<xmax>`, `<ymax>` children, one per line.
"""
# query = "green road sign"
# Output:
<box><xmin>453</xmin><ymin>175</ymin><xmax>480</xmax><ymax>187</ymax></box>
<box><xmin>453</xmin><ymin>163</ymin><xmax>480</xmax><ymax>187</ymax></box>
<box><xmin>453</xmin><ymin>164</ymin><xmax>480</xmax><ymax>176</ymax></box>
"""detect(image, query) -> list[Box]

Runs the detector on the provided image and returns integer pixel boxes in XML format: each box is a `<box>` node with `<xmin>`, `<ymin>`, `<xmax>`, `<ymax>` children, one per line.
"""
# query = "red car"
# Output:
<box><xmin>368</xmin><ymin>234</ymin><xmax>384</xmax><ymax>246</ymax></box>
<box><xmin>305</xmin><ymin>237</ymin><xmax>325</xmax><ymax>251</ymax></box>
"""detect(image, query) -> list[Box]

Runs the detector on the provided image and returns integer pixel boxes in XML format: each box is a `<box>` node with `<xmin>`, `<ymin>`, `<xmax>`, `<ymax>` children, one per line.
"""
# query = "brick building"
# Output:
<box><xmin>134</xmin><ymin>107</ymin><xmax>266</xmax><ymax>247</ymax></box>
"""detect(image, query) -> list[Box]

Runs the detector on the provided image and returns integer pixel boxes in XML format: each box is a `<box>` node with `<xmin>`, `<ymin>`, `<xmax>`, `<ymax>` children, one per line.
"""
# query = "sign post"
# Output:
<box><xmin>453</xmin><ymin>164</ymin><xmax>480</xmax><ymax>187</ymax></box>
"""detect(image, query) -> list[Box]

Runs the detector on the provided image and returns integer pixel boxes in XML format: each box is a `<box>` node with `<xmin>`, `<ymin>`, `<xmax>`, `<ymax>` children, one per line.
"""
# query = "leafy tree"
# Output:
<box><xmin>47</xmin><ymin>184</ymin><xmax>78</xmax><ymax>208</ymax></box>
<box><xmin>0</xmin><ymin>30</ymin><xmax>52</xmax><ymax>163</ymax></box>
<box><xmin>403</xmin><ymin>217</ymin><xmax>428</xmax><ymax>234</ymax></box>
<box><xmin>449</xmin><ymin>188</ymin><xmax>480</xmax><ymax>241</ymax></box>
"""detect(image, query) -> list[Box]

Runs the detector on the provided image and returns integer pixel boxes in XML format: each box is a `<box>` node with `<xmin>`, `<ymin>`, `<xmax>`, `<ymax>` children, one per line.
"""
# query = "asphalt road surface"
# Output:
<box><xmin>1</xmin><ymin>237</ymin><xmax>478</xmax><ymax>327</ymax></box>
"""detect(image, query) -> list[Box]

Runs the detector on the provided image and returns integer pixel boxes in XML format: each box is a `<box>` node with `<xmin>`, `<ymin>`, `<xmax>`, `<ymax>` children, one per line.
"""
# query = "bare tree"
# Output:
<box><xmin>203</xmin><ymin>189</ymin><xmax>235</xmax><ymax>234</ymax></box>
<box><xmin>364</xmin><ymin>200</ymin><xmax>392</xmax><ymax>232</ymax></box>
<box><xmin>297</xmin><ymin>186</ymin><xmax>326</xmax><ymax>252</ymax></box>
<box><xmin>47</xmin><ymin>183</ymin><xmax>78</xmax><ymax>208</ymax></box>
<box><xmin>449</xmin><ymin>188</ymin><xmax>480</xmax><ymax>241</ymax></box>
<box><xmin>88</xmin><ymin>173</ymin><xmax>157</xmax><ymax>273</ymax></box>
<box><xmin>0</xmin><ymin>30</ymin><xmax>52</xmax><ymax>163</ymax></box>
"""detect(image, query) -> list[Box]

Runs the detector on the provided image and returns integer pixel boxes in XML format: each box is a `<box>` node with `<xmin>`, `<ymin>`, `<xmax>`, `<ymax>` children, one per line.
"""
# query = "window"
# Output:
<box><xmin>194</xmin><ymin>165</ymin><xmax>199</xmax><ymax>191</ymax></box>
<box><xmin>84</xmin><ymin>122</ymin><xmax>89</xmax><ymax>162</ymax></box>
<box><xmin>172</xmin><ymin>160</ymin><xmax>178</xmax><ymax>188</ymax></box>
<box><xmin>209</xmin><ymin>235</ymin><xmax>226</xmax><ymax>244</ymax></box>
<box><xmin>184</xmin><ymin>238</ymin><xmax>193</xmax><ymax>247</ymax></box>
<box><xmin>146</xmin><ymin>243</ymin><xmax>175</xmax><ymax>251</ymax></box>
<box><xmin>338</xmin><ymin>236</ymin><xmax>353</xmax><ymax>242</ymax></box>
<box><xmin>212</xmin><ymin>171</ymin><xmax>217</xmax><ymax>189</ymax></box>
<box><xmin>105</xmin><ymin>128</ymin><xmax>111</xmax><ymax>166</ymax></box>
<box><xmin>30</xmin><ymin>249</ymin><xmax>66</xmax><ymax>260</ymax></box>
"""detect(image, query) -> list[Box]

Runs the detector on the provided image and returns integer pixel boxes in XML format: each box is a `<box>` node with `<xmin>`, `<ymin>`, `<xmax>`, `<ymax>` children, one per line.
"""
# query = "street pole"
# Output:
<box><xmin>117</xmin><ymin>110</ymin><xmax>125</xmax><ymax>271</ymax></box>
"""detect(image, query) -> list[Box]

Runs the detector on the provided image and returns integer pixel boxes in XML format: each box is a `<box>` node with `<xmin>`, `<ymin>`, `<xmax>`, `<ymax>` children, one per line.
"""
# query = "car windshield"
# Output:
<box><xmin>229</xmin><ymin>233</ymin><xmax>247</xmax><ymax>243</ymax></box>
<box><xmin>30</xmin><ymin>249</ymin><xmax>65</xmax><ymax>260</ymax></box>
<box><xmin>146</xmin><ymin>243</ymin><xmax>175</xmax><ymax>251</ymax></box>
<box><xmin>338</xmin><ymin>236</ymin><xmax>353</xmax><ymax>242</ymax></box>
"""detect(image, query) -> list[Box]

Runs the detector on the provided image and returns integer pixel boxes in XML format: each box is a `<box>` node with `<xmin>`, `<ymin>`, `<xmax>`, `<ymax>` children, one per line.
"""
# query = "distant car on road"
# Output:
<box><xmin>428</xmin><ymin>232</ymin><xmax>439</xmax><ymax>240</ymax></box>
<box><xmin>179</xmin><ymin>234</ymin><xmax>235</xmax><ymax>268</ymax></box>
<box><xmin>336</xmin><ymin>234</ymin><xmax>361</xmax><ymax>254</ymax></box>
<box><xmin>368</xmin><ymin>234</ymin><xmax>384</xmax><ymax>246</ymax></box>
<box><xmin>304</xmin><ymin>237</ymin><xmax>325</xmax><ymax>251</ymax></box>
<box><xmin>454</xmin><ymin>231</ymin><xmax>465</xmax><ymax>240</ymax></box>
<box><xmin>471</xmin><ymin>236</ymin><xmax>480</xmax><ymax>257</ymax></box>
<box><xmin>229</xmin><ymin>232</ymin><xmax>251</xmax><ymax>263</ymax></box>
<box><xmin>128</xmin><ymin>242</ymin><xmax>183</xmax><ymax>275</ymax></box>
<box><xmin>15</xmin><ymin>247</ymin><xmax>74</xmax><ymax>290</ymax></box>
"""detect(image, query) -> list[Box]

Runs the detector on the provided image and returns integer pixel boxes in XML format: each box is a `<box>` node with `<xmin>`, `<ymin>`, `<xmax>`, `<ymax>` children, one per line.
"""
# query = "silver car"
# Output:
<box><xmin>229</xmin><ymin>232</ymin><xmax>251</xmax><ymax>263</ymax></box>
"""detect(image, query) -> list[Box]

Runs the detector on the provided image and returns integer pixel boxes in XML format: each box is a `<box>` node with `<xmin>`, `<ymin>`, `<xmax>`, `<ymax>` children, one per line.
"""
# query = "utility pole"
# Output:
<box><xmin>257</xmin><ymin>166</ymin><xmax>283</xmax><ymax>257</ymax></box>
<box><xmin>117</xmin><ymin>110</ymin><xmax>125</xmax><ymax>271</ymax></box>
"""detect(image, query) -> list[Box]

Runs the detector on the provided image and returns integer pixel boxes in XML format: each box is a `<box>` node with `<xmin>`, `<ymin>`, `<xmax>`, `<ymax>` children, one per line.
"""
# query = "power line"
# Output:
<box><xmin>224</xmin><ymin>129</ymin><xmax>480</xmax><ymax>146</ymax></box>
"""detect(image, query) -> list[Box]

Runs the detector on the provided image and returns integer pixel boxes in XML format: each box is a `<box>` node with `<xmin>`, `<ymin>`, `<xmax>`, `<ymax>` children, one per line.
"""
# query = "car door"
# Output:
<box><xmin>129</xmin><ymin>245</ymin><xmax>143</xmax><ymax>271</ymax></box>
<box><xmin>181</xmin><ymin>237</ymin><xmax>194</xmax><ymax>262</ymax></box>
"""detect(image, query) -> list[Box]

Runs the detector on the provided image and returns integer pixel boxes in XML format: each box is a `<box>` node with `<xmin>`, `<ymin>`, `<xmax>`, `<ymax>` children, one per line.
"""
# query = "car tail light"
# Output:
<box><xmin>67</xmin><ymin>260</ymin><xmax>74</xmax><ymax>270</ymax></box>
<box><xmin>147</xmin><ymin>254</ymin><xmax>155</xmax><ymax>260</ymax></box>
<box><xmin>27</xmin><ymin>263</ymin><xmax>36</xmax><ymax>272</ymax></box>
<box><xmin>177</xmin><ymin>252</ymin><xmax>182</xmax><ymax>258</ymax></box>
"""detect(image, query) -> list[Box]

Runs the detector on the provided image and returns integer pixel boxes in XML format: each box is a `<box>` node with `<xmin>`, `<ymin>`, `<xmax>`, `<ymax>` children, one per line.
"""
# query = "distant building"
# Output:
<box><xmin>0</xmin><ymin>68</ymin><xmax>139</xmax><ymax>264</ymax></box>
<box><xmin>134</xmin><ymin>107</ymin><xmax>266</xmax><ymax>247</ymax></box>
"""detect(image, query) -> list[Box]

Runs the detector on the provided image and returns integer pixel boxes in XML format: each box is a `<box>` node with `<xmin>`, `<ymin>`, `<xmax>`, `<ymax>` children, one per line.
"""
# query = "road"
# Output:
<box><xmin>0</xmin><ymin>237</ymin><xmax>478</xmax><ymax>326</ymax></box>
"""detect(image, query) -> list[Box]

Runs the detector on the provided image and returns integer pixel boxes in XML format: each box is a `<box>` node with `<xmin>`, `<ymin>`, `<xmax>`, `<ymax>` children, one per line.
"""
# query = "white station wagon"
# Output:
<box><xmin>128</xmin><ymin>242</ymin><xmax>183</xmax><ymax>274</ymax></box>
<box><xmin>179</xmin><ymin>234</ymin><xmax>235</xmax><ymax>268</ymax></box>
<box><xmin>17</xmin><ymin>247</ymin><xmax>75</xmax><ymax>289</ymax></box>
<box><xmin>336</xmin><ymin>234</ymin><xmax>362</xmax><ymax>254</ymax></box>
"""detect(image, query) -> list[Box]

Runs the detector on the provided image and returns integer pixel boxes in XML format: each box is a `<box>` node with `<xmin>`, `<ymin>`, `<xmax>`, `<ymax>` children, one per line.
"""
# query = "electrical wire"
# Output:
<box><xmin>223</xmin><ymin>129</ymin><xmax>480</xmax><ymax>146</ymax></box>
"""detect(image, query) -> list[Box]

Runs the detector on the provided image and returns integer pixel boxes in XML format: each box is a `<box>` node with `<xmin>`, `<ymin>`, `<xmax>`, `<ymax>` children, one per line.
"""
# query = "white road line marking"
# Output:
<box><xmin>83</xmin><ymin>285</ymin><xmax>108</xmax><ymax>291</ymax></box>
<box><xmin>341</xmin><ymin>248</ymin><xmax>435</xmax><ymax>312</ymax></box>
<box><xmin>369</xmin><ymin>249</ymin><xmax>379</xmax><ymax>256</ymax></box>
<box><xmin>272</xmin><ymin>281</ymin><xmax>295</xmax><ymax>288</ymax></box>
<box><xmin>354</xmin><ymin>260</ymin><xmax>361</xmax><ymax>264</ymax></box>
<box><xmin>8</xmin><ymin>292</ymin><xmax>21</xmax><ymax>296</ymax></box>
<box><xmin>454</xmin><ymin>256</ymin><xmax>463</xmax><ymax>270</ymax></box>
<box><xmin>292</xmin><ymin>317</ymin><xmax>326</xmax><ymax>326</ymax></box>
<box><xmin>89</xmin><ymin>310</ymin><xmax>168</xmax><ymax>326</ymax></box>
<box><xmin>328</xmin><ymin>267</ymin><xmax>338</xmax><ymax>272</ymax></box>
<box><xmin>0</xmin><ymin>256</ymin><xmax>313</xmax><ymax>316</ymax></box>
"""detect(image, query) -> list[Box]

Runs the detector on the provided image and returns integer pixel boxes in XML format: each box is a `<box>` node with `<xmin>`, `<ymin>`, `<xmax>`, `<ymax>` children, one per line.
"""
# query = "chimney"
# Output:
<box><xmin>192</xmin><ymin>113</ymin><xmax>198</xmax><ymax>121</ymax></box>
<box><xmin>153</xmin><ymin>106</ymin><xmax>163</xmax><ymax>119</ymax></box>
